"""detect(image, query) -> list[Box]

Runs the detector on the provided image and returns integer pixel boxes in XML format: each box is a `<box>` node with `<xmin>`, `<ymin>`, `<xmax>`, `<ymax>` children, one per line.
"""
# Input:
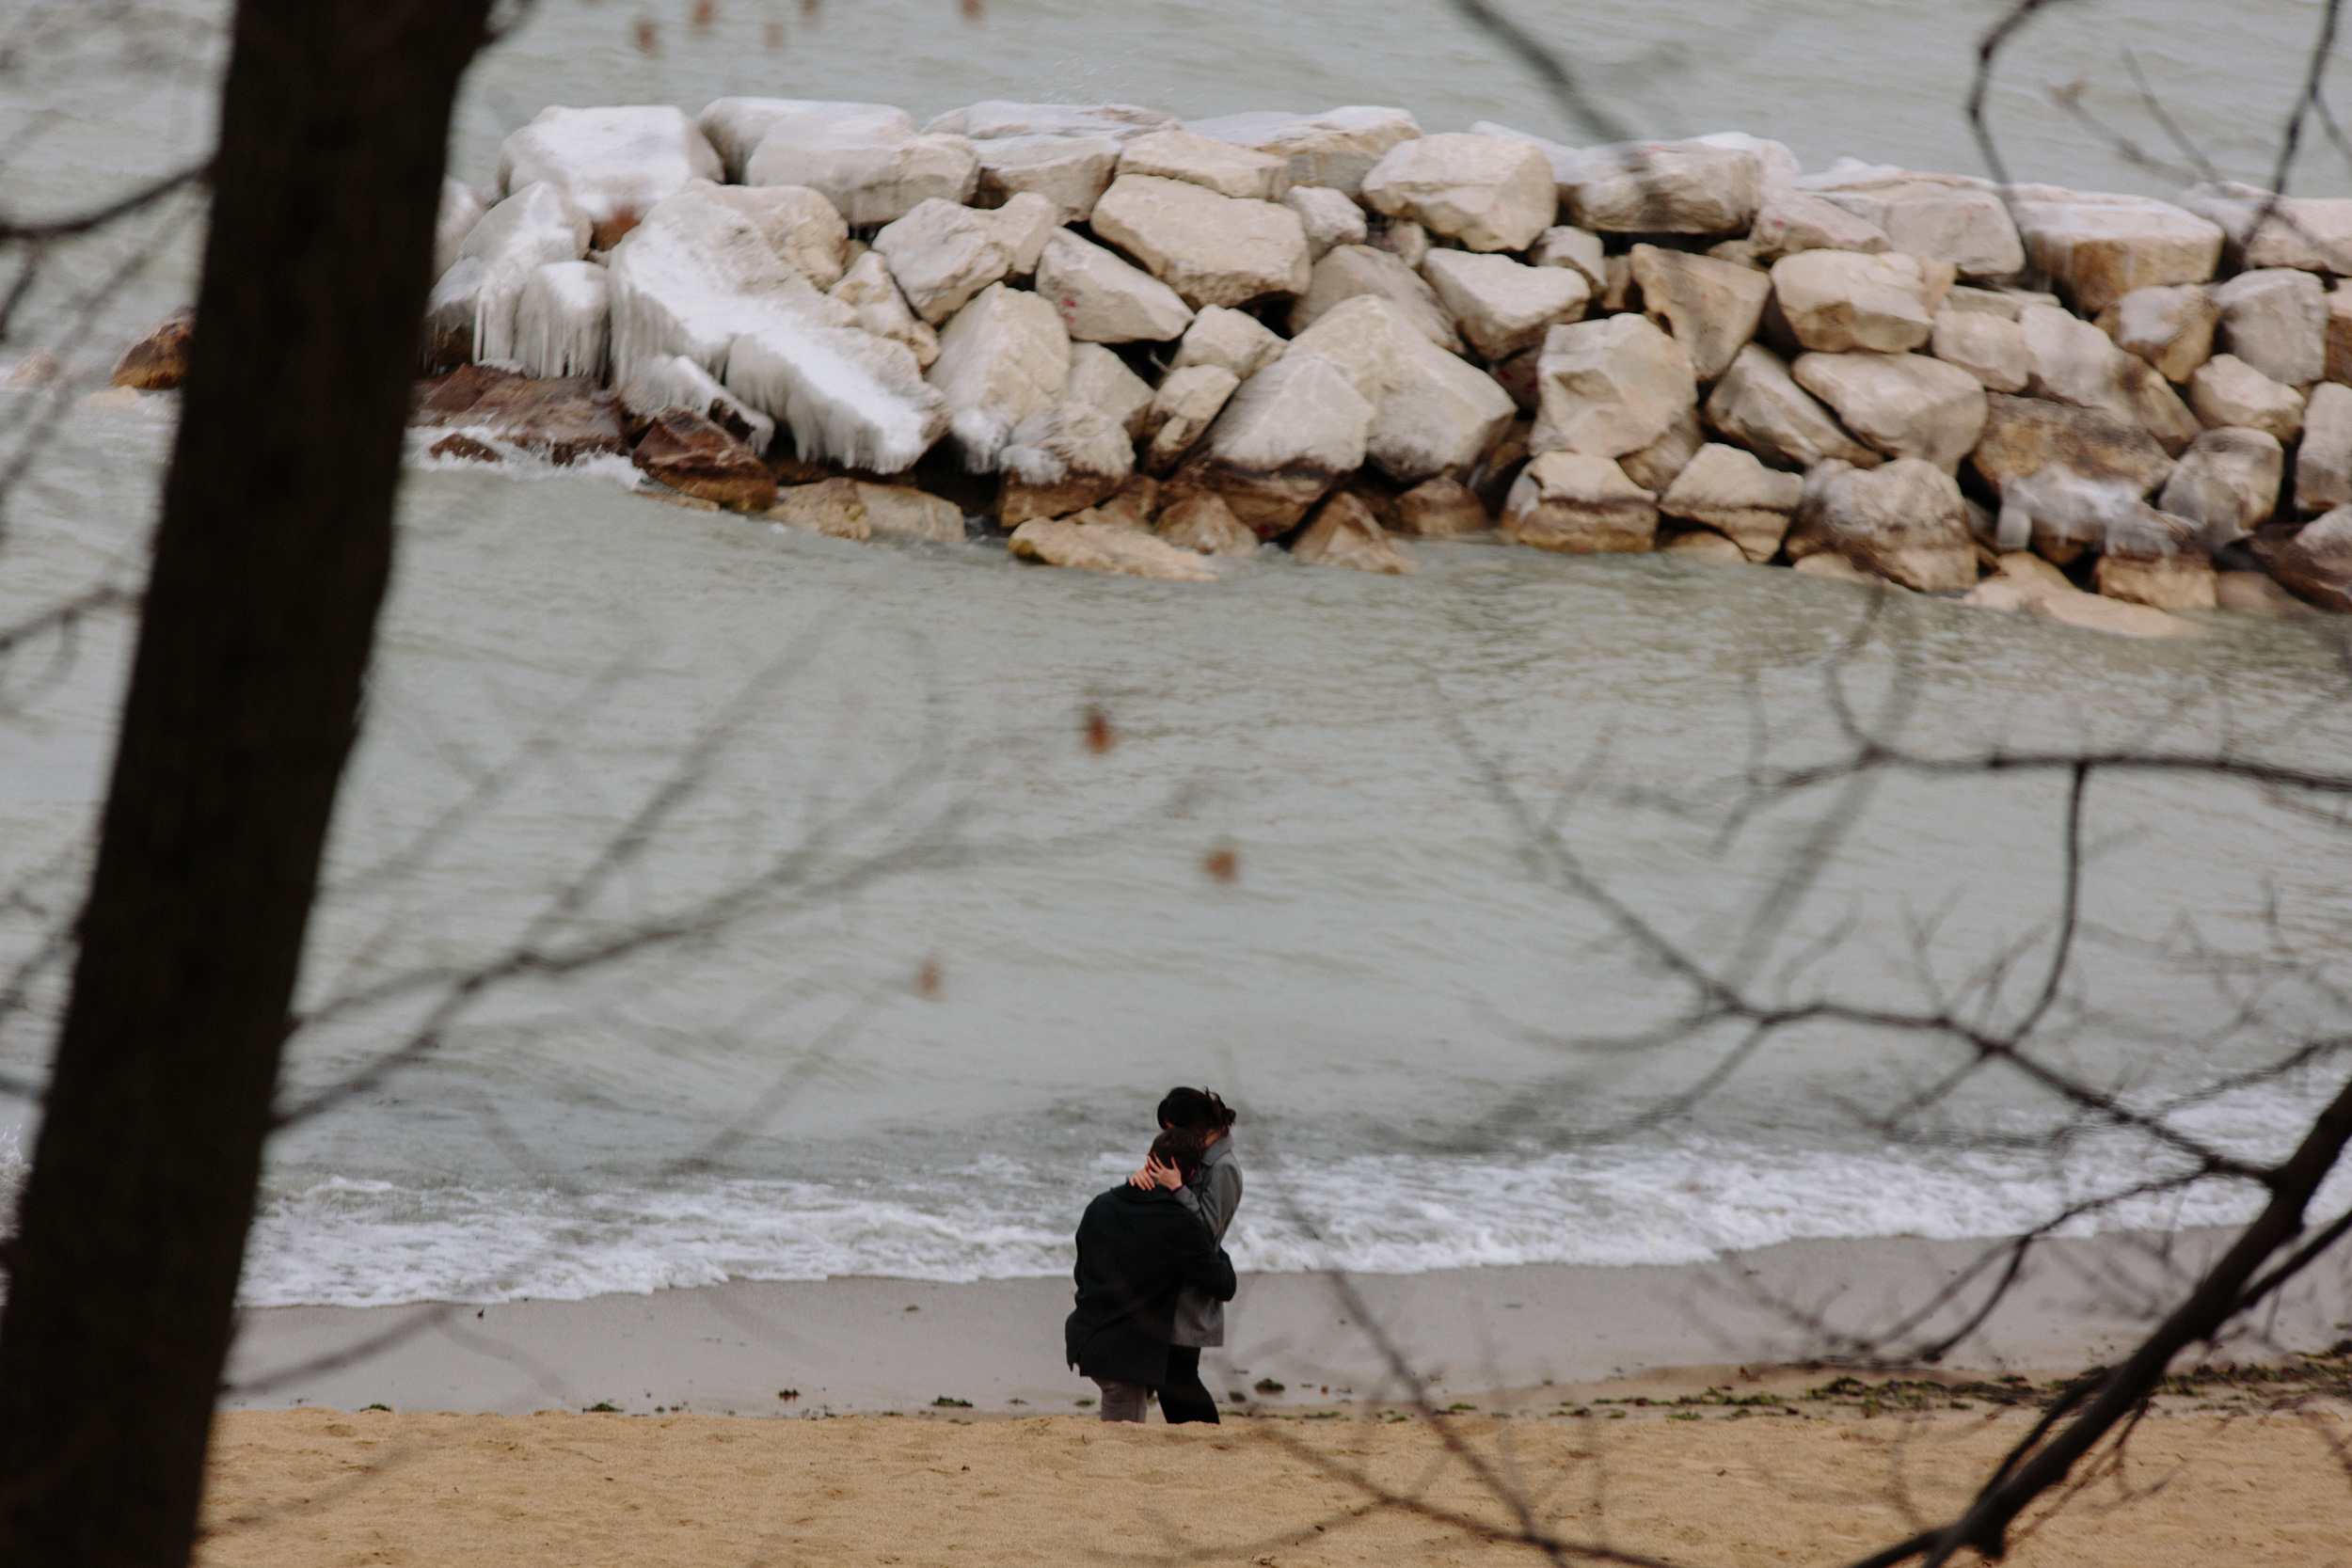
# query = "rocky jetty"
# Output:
<box><xmin>101</xmin><ymin>100</ymin><xmax>2352</xmax><ymax>618</ymax></box>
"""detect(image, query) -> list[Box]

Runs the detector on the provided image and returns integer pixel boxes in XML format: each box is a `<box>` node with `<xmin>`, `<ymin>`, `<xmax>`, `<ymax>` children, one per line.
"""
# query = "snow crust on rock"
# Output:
<box><xmin>435</xmin><ymin>178</ymin><xmax>489</xmax><ymax>280</ymax></box>
<box><xmin>498</xmin><ymin>105</ymin><xmax>723</xmax><ymax>243</ymax></box>
<box><xmin>617</xmin><ymin>352</ymin><xmax>775</xmax><ymax>453</ymax></box>
<box><xmin>513</xmin><ymin>261</ymin><xmax>611</xmax><ymax>379</ymax></box>
<box><xmin>425</xmin><ymin>182</ymin><xmax>592</xmax><ymax>366</ymax></box>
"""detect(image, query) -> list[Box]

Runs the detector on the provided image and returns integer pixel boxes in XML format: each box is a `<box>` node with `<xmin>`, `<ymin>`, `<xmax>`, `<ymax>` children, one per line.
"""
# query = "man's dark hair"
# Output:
<box><xmin>1156</xmin><ymin>1086</ymin><xmax>1236</xmax><ymax>1134</ymax></box>
<box><xmin>1150</xmin><ymin>1128</ymin><xmax>1207</xmax><ymax>1180</ymax></box>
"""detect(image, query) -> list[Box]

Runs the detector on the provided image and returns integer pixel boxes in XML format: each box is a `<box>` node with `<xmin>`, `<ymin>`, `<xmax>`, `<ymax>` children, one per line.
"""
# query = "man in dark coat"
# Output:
<box><xmin>1065</xmin><ymin>1129</ymin><xmax>1237</xmax><ymax>1422</ymax></box>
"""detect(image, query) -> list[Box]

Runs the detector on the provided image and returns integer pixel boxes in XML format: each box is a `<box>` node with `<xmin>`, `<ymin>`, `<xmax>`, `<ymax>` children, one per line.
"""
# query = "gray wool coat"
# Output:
<box><xmin>1169</xmin><ymin>1136</ymin><xmax>1242</xmax><ymax>1347</ymax></box>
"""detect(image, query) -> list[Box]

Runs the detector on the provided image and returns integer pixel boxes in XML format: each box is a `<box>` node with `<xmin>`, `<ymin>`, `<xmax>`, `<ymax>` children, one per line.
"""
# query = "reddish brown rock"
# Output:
<box><xmin>428</xmin><ymin>433</ymin><xmax>501</xmax><ymax>464</ymax></box>
<box><xmin>631</xmin><ymin>406</ymin><xmax>777</xmax><ymax>512</ymax></box>
<box><xmin>412</xmin><ymin>369</ymin><xmax>628</xmax><ymax>466</ymax></box>
<box><xmin>110</xmin><ymin>307</ymin><xmax>196</xmax><ymax>389</ymax></box>
<box><xmin>999</xmin><ymin>472</ymin><xmax>1127</xmax><ymax>527</ymax></box>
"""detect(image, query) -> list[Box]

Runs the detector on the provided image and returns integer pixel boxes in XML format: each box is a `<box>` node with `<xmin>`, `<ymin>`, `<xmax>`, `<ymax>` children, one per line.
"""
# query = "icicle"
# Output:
<box><xmin>513</xmin><ymin>261</ymin><xmax>611</xmax><ymax>379</ymax></box>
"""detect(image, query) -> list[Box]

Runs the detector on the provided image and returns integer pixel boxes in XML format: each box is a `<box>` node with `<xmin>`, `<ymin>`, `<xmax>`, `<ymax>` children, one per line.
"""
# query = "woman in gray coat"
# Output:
<box><xmin>1135</xmin><ymin>1086</ymin><xmax>1240</xmax><ymax>1424</ymax></box>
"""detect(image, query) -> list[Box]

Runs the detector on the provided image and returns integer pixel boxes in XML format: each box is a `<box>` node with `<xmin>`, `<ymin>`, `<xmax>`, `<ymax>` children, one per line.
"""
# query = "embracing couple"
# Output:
<box><xmin>1063</xmin><ymin>1087</ymin><xmax>1243</xmax><ymax>1424</ymax></box>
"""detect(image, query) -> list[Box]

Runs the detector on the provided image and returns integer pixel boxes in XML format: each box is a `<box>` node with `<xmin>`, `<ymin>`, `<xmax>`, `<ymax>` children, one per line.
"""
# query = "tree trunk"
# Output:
<box><xmin>0</xmin><ymin>3</ymin><xmax>487</xmax><ymax>1561</ymax></box>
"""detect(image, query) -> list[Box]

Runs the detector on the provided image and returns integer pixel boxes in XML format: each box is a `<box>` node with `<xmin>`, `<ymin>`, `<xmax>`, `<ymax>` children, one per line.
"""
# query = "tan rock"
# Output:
<box><xmin>1066</xmin><ymin>342</ymin><xmax>1154</xmax><ymax>436</ymax></box>
<box><xmin>1117</xmin><ymin>128</ymin><xmax>1288</xmax><ymax>201</ymax></box>
<box><xmin>1360</xmin><ymin>134</ymin><xmax>1558</xmax><ymax>252</ymax></box>
<box><xmin>1168</xmin><ymin>351</ymin><xmax>1375</xmax><ymax>533</ymax></box>
<box><xmin>1153</xmin><ymin>492</ymin><xmax>1258</xmax><ymax>556</ymax></box>
<box><xmin>2274</xmin><ymin>506</ymin><xmax>2352</xmax><ymax>610</ymax></box>
<box><xmin>1796</xmin><ymin>167</ymin><xmax>2025</xmax><ymax>278</ymax></box>
<box><xmin>1792</xmin><ymin>551</ymin><xmax>1903</xmax><ymax>588</ymax></box>
<box><xmin>1616</xmin><ymin>404</ymin><xmax>1704</xmax><ymax>496</ymax></box>
<box><xmin>678</xmin><ymin>182</ymin><xmax>850</xmax><ymax>290</ymax></box>
<box><xmin>1529</xmin><ymin>313</ymin><xmax>1699</xmax><ymax>460</ymax></box>
<box><xmin>771</xmin><ymin>475</ymin><xmax>872</xmax><ymax>539</ymax></box>
<box><xmin>1930</xmin><ymin>307</ymin><xmax>2028</xmax><ymax>391</ymax></box>
<box><xmin>1658</xmin><ymin>442</ymin><xmax>1804</xmax><ymax>561</ymax></box>
<box><xmin>2017</xmin><ymin>303</ymin><xmax>2200</xmax><ymax>452</ymax></box>
<box><xmin>1182</xmin><ymin>106</ymin><xmax>1422</xmax><ymax>196</ymax></box>
<box><xmin>928</xmin><ymin>282</ymin><xmax>1072</xmax><ymax>469</ymax></box>
<box><xmin>1166</xmin><ymin>305</ymin><xmax>1286</xmax><ymax>382</ymax></box>
<box><xmin>1089</xmin><ymin>475</ymin><xmax>1161</xmax><ymax>531</ymax></box>
<box><xmin>1035</xmin><ymin>229</ymin><xmax>1193</xmax><ymax>343</ymax></box>
<box><xmin>2296</xmin><ymin>381</ymin><xmax>2352</xmax><ymax>515</ymax></box>
<box><xmin>2094</xmin><ymin>514</ymin><xmax>2218</xmax><ymax>611</ymax></box>
<box><xmin>1374</xmin><ymin>215</ymin><xmax>1431</xmax><ymax>269</ymax></box>
<box><xmin>1141</xmin><ymin>363</ymin><xmax>1241</xmax><ymax>473</ymax></box>
<box><xmin>110</xmin><ymin>307</ymin><xmax>195</xmax><ymax>389</ymax></box>
<box><xmin>2032</xmin><ymin>587</ymin><xmax>2195</xmax><ymax>636</ymax></box>
<box><xmin>1290</xmin><ymin>245</ymin><xmax>1462</xmax><ymax>352</ymax></box>
<box><xmin>1562</xmin><ymin>141</ymin><xmax>1760</xmax><ymax>234</ymax></box>
<box><xmin>2177</xmin><ymin>181</ymin><xmax>2352</xmax><ymax>274</ymax></box>
<box><xmin>1770</xmin><ymin>250</ymin><xmax>1953</xmax><ymax>355</ymax></box>
<box><xmin>1423</xmin><ymin>249</ymin><xmax>1590</xmax><ymax>361</ymax></box>
<box><xmin>1089</xmin><ymin>175</ymin><xmax>1312</xmax><ymax>309</ymax></box>
<box><xmin>1702</xmin><ymin>343</ymin><xmax>1880</xmax><ymax>470</ymax></box>
<box><xmin>630</xmin><ymin>404</ymin><xmax>775</xmax><ymax>511</ymax></box>
<box><xmin>1529</xmin><ymin>226</ymin><xmax>1607</xmax><ymax>291</ymax></box>
<box><xmin>1785</xmin><ymin>457</ymin><xmax>1976</xmax><ymax>591</ymax></box>
<box><xmin>829</xmin><ymin>249</ymin><xmax>938</xmax><ymax>369</ymax></box>
<box><xmin>1661</xmin><ymin>528</ymin><xmax>1751</xmax><ymax>562</ymax></box>
<box><xmin>973</xmin><ymin>135</ymin><xmax>1120</xmax><ymax>224</ymax></box>
<box><xmin>2329</xmin><ymin>289</ymin><xmax>2352</xmax><ymax>384</ymax></box>
<box><xmin>2096</xmin><ymin>284</ymin><xmax>2217</xmax><ymax>383</ymax></box>
<box><xmin>1962</xmin><ymin>550</ymin><xmax>2074</xmax><ymax>610</ymax></box>
<box><xmin>873</xmin><ymin>194</ymin><xmax>1057</xmax><ymax>325</ymax></box>
<box><xmin>1969</xmin><ymin>393</ymin><xmax>2175</xmax><ymax>559</ymax></box>
<box><xmin>1626</xmin><ymin>246</ymin><xmax>1771</xmax><ymax>378</ymax></box>
<box><xmin>2189</xmin><ymin>355</ymin><xmax>2306</xmax><ymax>441</ymax></box>
<box><xmin>1791</xmin><ymin>350</ymin><xmax>1988</xmax><ymax>472</ymax></box>
<box><xmin>2157</xmin><ymin>427</ymin><xmax>2284</xmax><ymax>547</ymax></box>
<box><xmin>2211</xmin><ymin>267</ymin><xmax>2328</xmax><ymax>388</ymax></box>
<box><xmin>1745</xmin><ymin>189</ymin><xmax>1890</xmax><ymax>261</ymax></box>
<box><xmin>1284</xmin><ymin>185</ymin><xmax>1369</xmax><ymax>259</ymax></box>
<box><xmin>2009</xmin><ymin>187</ymin><xmax>2224</xmax><ymax>315</ymax></box>
<box><xmin>1500</xmin><ymin>451</ymin><xmax>1659</xmax><ymax>553</ymax></box>
<box><xmin>999</xmin><ymin>402</ymin><xmax>1135</xmax><ymax>521</ymax></box>
<box><xmin>2217</xmin><ymin>570</ymin><xmax>2314</xmax><ymax>615</ymax></box>
<box><xmin>1289</xmin><ymin>295</ymin><xmax>1516</xmax><ymax>483</ymax></box>
<box><xmin>1008</xmin><ymin>515</ymin><xmax>1217</xmax><ymax>579</ymax></box>
<box><xmin>855</xmin><ymin>482</ymin><xmax>964</xmax><ymax>542</ymax></box>
<box><xmin>1291</xmin><ymin>490</ymin><xmax>1415</xmax><ymax>572</ymax></box>
<box><xmin>992</xmin><ymin>193</ymin><xmax>1058</xmax><ymax>278</ymax></box>
<box><xmin>1392</xmin><ymin>476</ymin><xmax>1490</xmax><ymax>537</ymax></box>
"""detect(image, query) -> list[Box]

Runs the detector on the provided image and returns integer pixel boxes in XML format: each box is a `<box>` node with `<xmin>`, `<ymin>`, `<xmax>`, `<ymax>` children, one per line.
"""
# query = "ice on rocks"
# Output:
<box><xmin>831</xmin><ymin>249</ymin><xmax>939</xmax><ymax>369</ymax></box>
<box><xmin>1001</xmin><ymin>402</ymin><xmax>1135</xmax><ymax>499</ymax></box>
<box><xmin>1167</xmin><ymin>305</ymin><xmax>1287</xmax><ymax>382</ymax></box>
<box><xmin>2157</xmin><ymin>427</ymin><xmax>2285</xmax><ymax>548</ymax></box>
<box><xmin>1117</xmin><ymin>129</ymin><xmax>1289</xmax><ymax>201</ymax></box>
<box><xmin>1423</xmin><ymin>249</ymin><xmax>1590</xmax><ymax>362</ymax></box>
<box><xmin>693</xmin><ymin>182</ymin><xmax>850</xmax><ymax>291</ymax></box>
<box><xmin>1284</xmin><ymin>185</ymin><xmax>1369</xmax><ymax>260</ymax></box>
<box><xmin>2189</xmin><ymin>354</ymin><xmax>2306</xmax><ymax>441</ymax></box>
<box><xmin>1771</xmin><ymin>250</ymin><xmax>1953</xmax><ymax>355</ymax></box>
<box><xmin>2009</xmin><ymin>186</ymin><xmax>2224</xmax><ymax>316</ymax></box>
<box><xmin>1501</xmin><ymin>451</ymin><xmax>1659</xmax><ymax>553</ymax></box>
<box><xmin>1529</xmin><ymin>313</ymin><xmax>1700</xmax><ymax>461</ymax></box>
<box><xmin>1931</xmin><ymin>307</ymin><xmax>2028</xmax><ymax>392</ymax></box>
<box><xmin>1704</xmin><ymin>342</ymin><xmax>1880</xmax><ymax>470</ymax></box>
<box><xmin>1067</xmin><ymin>342</ymin><xmax>1155</xmax><ymax>436</ymax></box>
<box><xmin>1183</xmin><ymin>106</ymin><xmax>1421</xmax><ymax>195</ymax></box>
<box><xmin>926</xmin><ymin>282</ymin><xmax>1072</xmax><ymax>470</ymax></box>
<box><xmin>2178</xmin><ymin>181</ymin><xmax>2352</xmax><ymax>274</ymax></box>
<box><xmin>1360</xmin><ymin>134</ymin><xmax>1559</xmax><ymax>252</ymax></box>
<box><xmin>512</xmin><ymin>261</ymin><xmax>611</xmax><ymax>379</ymax></box>
<box><xmin>974</xmin><ymin>135</ymin><xmax>1120</xmax><ymax>224</ymax></box>
<box><xmin>723</xmin><ymin>322</ymin><xmax>946</xmax><ymax>475</ymax></box>
<box><xmin>498</xmin><ymin>105</ymin><xmax>723</xmax><ymax>248</ymax></box>
<box><xmin>2210</xmin><ymin>267</ymin><xmax>2328</xmax><ymax>388</ymax></box>
<box><xmin>1787</xmin><ymin>457</ymin><xmax>1975</xmax><ymax>590</ymax></box>
<box><xmin>1292</xmin><ymin>245</ymin><xmax>1461</xmax><ymax>352</ymax></box>
<box><xmin>927</xmin><ymin>103</ymin><xmax>1177</xmax><ymax>143</ymax></box>
<box><xmin>1089</xmin><ymin>175</ymin><xmax>1311</xmax><ymax>309</ymax></box>
<box><xmin>616</xmin><ymin>352</ymin><xmax>775</xmax><ymax>453</ymax></box>
<box><xmin>714</xmin><ymin>99</ymin><xmax>981</xmax><ymax>225</ymax></box>
<box><xmin>1036</xmin><ymin>229</ymin><xmax>1193</xmax><ymax>343</ymax></box>
<box><xmin>1792</xmin><ymin>167</ymin><xmax>2023</xmax><ymax>279</ymax></box>
<box><xmin>1629</xmin><ymin>245</ymin><xmax>1771</xmax><ymax>378</ymax></box>
<box><xmin>424</xmin><ymin>182</ymin><xmax>592</xmax><ymax>366</ymax></box>
<box><xmin>2297</xmin><ymin>382</ymin><xmax>2352</xmax><ymax>515</ymax></box>
<box><xmin>1791</xmin><ymin>349</ymin><xmax>1987</xmax><ymax>472</ymax></box>
<box><xmin>1561</xmin><ymin>141</ymin><xmax>1760</xmax><ymax>235</ymax></box>
<box><xmin>2096</xmin><ymin>284</ymin><xmax>2217</xmax><ymax>383</ymax></box>
<box><xmin>435</xmin><ymin>178</ymin><xmax>489</xmax><ymax>281</ymax></box>
<box><xmin>1658</xmin><ymin>442</ymin><xmax>1804</xmax><ymax>561</ymax></box>
<box><xmin>1141</xmin><ymin>363</ymin><xmax>1240</xmax><ymax>473</ymax></box>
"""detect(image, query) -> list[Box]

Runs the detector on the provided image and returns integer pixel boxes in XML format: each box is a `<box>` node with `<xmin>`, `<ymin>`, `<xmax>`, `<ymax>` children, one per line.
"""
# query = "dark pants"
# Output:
<box><xmin>1158</xmin><ymin>1345</ymin><xmax>1221</xmax><ymax>1425</ymax></box>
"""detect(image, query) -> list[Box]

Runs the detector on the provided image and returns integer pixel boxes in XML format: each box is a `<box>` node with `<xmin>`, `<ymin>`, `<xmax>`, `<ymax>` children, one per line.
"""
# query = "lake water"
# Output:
<box><xmin>3</xmin><ymin>0</ymin><xmax>2351</xmax><ymax>1307</ymax></box>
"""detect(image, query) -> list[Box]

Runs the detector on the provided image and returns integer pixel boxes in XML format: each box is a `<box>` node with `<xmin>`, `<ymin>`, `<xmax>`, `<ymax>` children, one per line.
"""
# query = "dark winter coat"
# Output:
<box><xmin>1064</xmin><ymin>1183</ymin><xmax>1236</xmax><ymax>1387</ymax></box>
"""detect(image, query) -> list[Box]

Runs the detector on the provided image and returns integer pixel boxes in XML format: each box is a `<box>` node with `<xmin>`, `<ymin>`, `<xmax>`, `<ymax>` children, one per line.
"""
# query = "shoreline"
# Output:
<box><xmin>223</xmin><ymin>1225</ymin><xmax>2352</xmax><ymax>1418</ymax></box>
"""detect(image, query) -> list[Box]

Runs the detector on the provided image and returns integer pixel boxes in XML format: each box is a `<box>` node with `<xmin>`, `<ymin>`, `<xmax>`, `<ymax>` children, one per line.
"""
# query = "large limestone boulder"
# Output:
<box><xmin>771</xmin><ymin>476</ymin><xmax>872</xmax><ymax>540</ymax></box>
<box><xmin>1067</xmin><ymin>342</ymin><xmax>1154</xmax><ymax>436</ymax></box>
<box><xmin>2155</xmin><ymin>426</ymin><xmax>2284</xmax><ymax>548</ymax></box>
<box><xmin>2296</xmin><ymin>381</ymin><xmax>2352</xmax><ymax>515</ymax></box>
<box><xmin>1792</xmin><ymin>166</ymin><xmax>2024</xmax><ymax>278</ymax></box>
<box><xmin>1704</xmin><ymin>342</ymin><xmax>1880</xmax><ymax>470</ymax></box>
<box><xmin>1291</xmin><ymin>245</ymin><xmax>1461</xmax><ymax>352</ymax></box>
<box><xmin>1790</xmin><ymin>350</ymin><xmax>1987</xmax><ymax>471</ymax></box>
<box><xmin>1786</xmin><ymin>457</ymin><xmax>1976</xmax><ymax>590</ymax></box>
<box><xmin>1089</xmin><ymin>175</ymin><xmax>1311</xmax><ymax>308</ymax></box>
<box><xmin>2095</xmin><ymin>283</ymin><xmax>2217</xmax><ymax>383</ymax></box>
<box><xmin>831</xmin><ymin>249</ymin><xmax>939</xmax><ymax>369</ymax></box>
<box><xmin>1501</xmin><ymin>451</ymin><xmax>1659</xmax><ymax>553</ymax></box>
<box><xmin>1286</xmin><ymin>295</ymin><xmax>1515</xmax><ymax>483</ymax></box>
<box><xmin>1035</xmin><ymin>229</ymin><xmax>1193</xmax><ymax>343</ymax></box>
<box><xmin>873</xmin><ymin>195</ymin><xmax>1052</xmax><ymax>325</ymax></box>
<box><xmin>1627</xmin><ymin>246</ymin><xmax>1770</xmax><ymax>378</ymax></box>
<box><xmin>999</xmin><ymin>403</ymin><xmax>1136</xmax><ymax>523</ymax></box>
<box><xmin>1529</xmin><ymin>314</ymin><xmax>1699</xmax><ymax>460</ymax></box>
<box><xmin>1618</xmin><ymin>405</ymin><xmax>1704</xmax><ymax>495</ymax></box>
<box><xmin>1392</xmin><ymin>476</ymin><xmax>1490</xmax><ymax>537</ymax></box>
<box><xmin>927</xmin><ymin>282</ymin><xmax>1072</xmax><ymax>470</ymax></box>
<box><xmin>1117</xmin><ymin>129</ymin><xmax>1288</xmax><ymax>201</ymax></box>
<box><xmin>688</xmin><ymin>182</ymin><xmax>850</xmax><ymax>291</ymax></box>
<box><xmin>1182</xmin><ymin>106</ymin><xmax>1422</xmax><ymax>195</ymax></box>
<box><xmin>1283</xmin><ymin>185</ymin><xmax>1368</xmax><ymax>260</ymax></box>
<box><xmin>1530</xmin><ymin>226</ymin><xmax>1608</xmax><ymax>291</ymax></box>
<box><xmin>1008</xmin><ymin>515</ymin><xmax>1217</xmax><ymax>579</ymax></box>
<box><xmin>2018</xmin><ymin>303</ymin><xmax>2201</xmax><ymax>452</ymax></box>
<box><xmin>498</xmin><ymin>105</ymin><xmax>723</xmax><ymax>247</ymax></box>
<box><xmin>2189</xmin><ymin>355</ymin><xmax>2306</xmax><ymax>441</ymax></box>
<box><xmin>1745</xmin><ymin>189</ymin><xmax>1890</xmax><ymax>262</ymax></box>
<box><xmin>1771</xmin><ymin>250</ymin><xmax>1953</xmax><ymax>355</ymax></box>
<box><xmin>925</xmin><ymin>102</ymin><xmax>1176</xmax><ymax>142</ymax></box>
<box><xmin>1360</xmin><ymin>134</ymin><xmax>1558</xmax><ymax>252</ymax></box>
<box><xmin>706</xmin><ymin>100</ymin><xmax>980</xmax><ymax>224</ymax></box>
<box><xmin>1154</xmin><ymin>492</ymin><xmax>1259</xmax><ymax>556</ymax></box>
<box><xmin>630</xmin><ymin>405</ymin><xmax>774</xmax><ymax>512</ymax></box>
<box><xmin>2210</xmin><ymin>267</ymin><xmax>2328</xmax><ymax>388</ymax></box>
<box><xmin>1140</xmin><ymin>363</ymin><xmax>1241</xmax><ymax>473</ymax></box>
<box><xmin>974</xmin><ymin>135</ymin><xmax>1120</xmax><ymax>224</ymax></box>
<box><xmin>1423</xmin><ymin>249</ymin><xmax>1590</xmax><ymax>361</ymax></box>
<box><xmin>1168</xmin><ymin>352</ymin><xmax>1375</xmax><ymax>532</ymax></box>
<box><xmin>2177</xmin><ymin>181</ymin><xmax>2352</xmax><ymax>274</ymax></box>
<box><xmin>2330</xmin><ymin>291</ymin><xmax>2352</xmax><ymax>384</ymax></box>
<box><xmin>856</xmin><ymin>482</ymin><xmax>965</xmax><ymax>543</ymax></box>
<box><xmin>424</xmin><ymin>182</ymin><xmax>591</xmax><ymax>366</ymax></box>
<box><xmin>1969</xmin><ymin>393</ymin><xmax>2173</xmax><ymax>562</ymax></box>
<box><xmin>1292</xmin><ymin>490</ymin><xmax>1415</xmax><ymax>573</ymax></box>
<box><xmin>1561</xmin><ymin>141</ymin><xmax>1759</xmax><ymax>234</ymax></box>
<box><xmin>2008</xmin><ymin>186</ymin><xmax>2224</xmax><ymax>315</ymax></box>
<box><xmin>1657</xmin><ymin>442</ymin><xmax>1804</xmax><ymax>561</ymax></box>
<box><xmin>1167</xmin><ymin>304</ymin><xmax>1286</xmax><ymax>382</ymax></box>
<box><xmin>2273</xmin><ymin>506</ymin><xmax>2352</xmax><ymax>609</ymax></box>
<box><xmin>1930</xmin><ymin>306</ymin><xmax>2027</xmax><ymax>391</ymax></box>
<box><xmin>511</xmin><ymin>261</ymin><xmax>610</xmax><ymax>379</ymax></box>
